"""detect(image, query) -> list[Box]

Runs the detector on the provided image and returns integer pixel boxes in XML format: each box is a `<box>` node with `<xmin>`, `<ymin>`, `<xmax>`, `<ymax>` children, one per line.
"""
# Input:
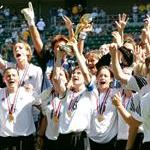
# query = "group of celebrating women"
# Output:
<box><xmin>0</xmin><ymin>2</ymin><xmax>150</xmax><ymax>150</ymax></box>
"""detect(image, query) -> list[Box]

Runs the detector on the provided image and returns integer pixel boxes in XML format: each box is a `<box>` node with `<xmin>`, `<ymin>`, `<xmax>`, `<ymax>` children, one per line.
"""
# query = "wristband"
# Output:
<box><xmin>27</xmin><ymin>19</ymin><xmax>35</xmax><ymax>26</ymax></box>
<box><xmin>79</xmin><ymin>32</ymin><xmax>87</xmax><ymax>40</ymax></box>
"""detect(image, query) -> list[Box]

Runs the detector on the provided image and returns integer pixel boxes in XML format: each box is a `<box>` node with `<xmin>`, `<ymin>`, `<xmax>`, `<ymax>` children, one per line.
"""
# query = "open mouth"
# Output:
<box><xmin>16</xmin><ymin>53</ymin><xmax>21</xmax><ymax>58</ymax></box>
<box><xmin>73</xmin><ymin>77</ymin><xmax>79</xmax><ymax>81</ymax></box>
<box><xmin>88</xmin><ymin>65</ymin><xmax>94</xmax><ymax>69</ymax></box>
<box><xmin>9</xmin><ymin>80</ymin><xmax>15</xmax><ymax>84</ymax></box>
<box><xmin>100</xmin><ymin>81</ymin><xmax>106</xmax><ymax>84</ymax></box>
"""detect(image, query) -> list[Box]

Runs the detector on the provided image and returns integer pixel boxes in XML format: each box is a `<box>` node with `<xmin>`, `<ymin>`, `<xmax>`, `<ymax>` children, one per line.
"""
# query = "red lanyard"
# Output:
<box><xmin>51</xmin><ymin>99</ymin><xmax>62</xmax><ymax>117</ymax></box>
<box><xmin>122</xmin><ymin>94</ymin><xmax>127</xmax><ymax>108</ymax></box>
<box><xmin>68</xmin><ymin>91</ymin><xmax>83</xmax><ymax>112</ymax></box>
<box><xmin>97</xmin><ymin>88</ymin><xmax>111</xmax><ymax>114</ymax></box>
<box><xmin>5</xmin><ymin>88</ymin><xmax>19</xmax><ymax>114</ymax></box>
<box><xmin>122</xmin><ymin>93</ymin><xmax>132</xmax><ymax>109</ymax></box>
<box><xmin>17</xmin><ymin>64</ymin><xmax>29</xmax><ymax>86</ymax></box>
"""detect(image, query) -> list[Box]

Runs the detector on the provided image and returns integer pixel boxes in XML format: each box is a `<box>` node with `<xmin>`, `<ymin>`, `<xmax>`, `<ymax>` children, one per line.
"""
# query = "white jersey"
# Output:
<box><xmin>126</xmin><ymin>75</ymin><xmax>147</xmax><ymax>92</ymax></box>
<box><xmin>0</xmin><ymin>87</ymin><xmax>40</xmax><ymax>137</ymax></box>
<box><xmin>59</xmin><ymin>88</ymin><xmax>97</xmax><ymax>134</ymax></box>
<box><xmin>38</xmin><ymin>88</ymin><xmax>63</xmax><ymax>140</ymax></box>
<box><xmin>133</xmin><ymin>92</ymin><xmax>150</xmax><ymax>143</ymax></box>
<box><xmin>88</xmin><ymin>88</ymin><xmax>118</xmax><ymax>143</ymax></box>
<box><xmin>128</xmin><ymin>84</ymin><xmax>150</xmax><ymax>121</ymax></box>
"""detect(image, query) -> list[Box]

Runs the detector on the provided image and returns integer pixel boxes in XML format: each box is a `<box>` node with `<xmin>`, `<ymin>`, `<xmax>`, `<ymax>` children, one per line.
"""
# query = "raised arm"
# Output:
<box><xmin>70</xmin><ymin>39</ymin><xmax>91</xmax><ymax>85</ymax></box>
<box><xmin>115</xmin><ymin>13</ymin><xmax>129</xmax><ymax>42</ymax></box>
<box><xmin>109</xmin><ymin>42</ymin><xmax>130</xmax><ymax>84</ymax></box>
<box><xmin>62</xmin><ymin>15</ymin><xmax>74</xmax><ymax>40</ymax></box>
<box><xmin>77</xmin><ymin>23</ymin><xmax>93</xmax><ymax>54</ymax></box>
<box><xmin>52</xmin><ymin>50</ymin><xmax>67</xmax><ymax>97</ymax></box>
<box><xmin>141</xmin><ymin>15</ymin><xmax>150</xmax><ymax>55</ymax></box>
<box><xmin>21</xmin><ymin>2</ymin><xmax>43</xmax><ymax>56</ymax></box>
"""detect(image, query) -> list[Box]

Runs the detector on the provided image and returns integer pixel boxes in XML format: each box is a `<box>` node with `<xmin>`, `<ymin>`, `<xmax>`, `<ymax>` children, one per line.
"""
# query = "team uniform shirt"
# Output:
<box><xmin>126</xmin><ymin>85</ymin><xmax>150</xmax><ymax>138</ymax></box>
<box><xmin>59</xmin><ymin>86</ymin><xmax>97</xmax><ymax>134</ymax></box>
<box><xmin>88</xmin><ymin>88</ymin><xmax>119</xmax><ymax>143</ymax></box>
<box><xmin>126</xmin><ymin>84</ymin><xmax>150</xmax><ymax>121</ymax></box>
<box><xmin>38</xmin><ymin>87</ymin><xmax>63</xmax><ymax>140</ymax></box>
<box><xmin>126</xmin><ymin>75</ymin><xmax>147</xmax><ymax>92</ymax></box>
<box><xmin>140</xmin><ymin>92</ymin><xmax>150</xmax><ymax>143</ymax></box>
<box><xmin>0</xmin><ymin>87</ymin><xmax>41</xmax><ymax>137</ymax></box>
<box><xmin>132</xmin><ymin>91</ymin><xmax>150</xmax><ymax>143</ymax></box>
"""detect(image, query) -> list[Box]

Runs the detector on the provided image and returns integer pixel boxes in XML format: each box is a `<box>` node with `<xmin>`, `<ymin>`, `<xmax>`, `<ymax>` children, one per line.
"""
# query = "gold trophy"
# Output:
<box><xmin>59</xmin><ymin>13</ymin><xmax>93</xmax><ymax>56</ymax></box>
<box><xmin>74</xmin><ymin>13</ymin><xmax>93</xmax><ymax>39</ymax></box>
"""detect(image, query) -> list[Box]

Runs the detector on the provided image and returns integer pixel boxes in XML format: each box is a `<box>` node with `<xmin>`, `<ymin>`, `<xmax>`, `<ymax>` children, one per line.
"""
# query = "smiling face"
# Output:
<box><xmin>97</xmin><ymin>67</ymin><xmax>113</xmax><ymax>91</ymax></box>
<box><xmin>71</xmin><ymin>67</ymin><xmax>85</xmax><ymax>87</ymax></box>
<box><xmin>13</xmin><ymin>43</ymin><xmax>28</xmax><ymax>63</ymax></box>
<box><xmin>3</xmin><ymin>68</ymin><xmax>19</xmax><ymax>90</ymax></box>
<box><xmin>86</xmin><ymin>55</ymin><xmax>98</xmax><ymax>69</ymax></box>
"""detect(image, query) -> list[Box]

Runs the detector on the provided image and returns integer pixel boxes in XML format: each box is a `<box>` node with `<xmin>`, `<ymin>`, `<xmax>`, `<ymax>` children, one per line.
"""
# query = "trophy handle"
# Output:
<box><xmin>74</xmin><ymin>24</ymin><xmax>84</xmax><ymax>40</ymax></box>
<box><xmin>74</xmin><ymin>13</ymin><xmax>92</xmax><ymax>40</ymax></box>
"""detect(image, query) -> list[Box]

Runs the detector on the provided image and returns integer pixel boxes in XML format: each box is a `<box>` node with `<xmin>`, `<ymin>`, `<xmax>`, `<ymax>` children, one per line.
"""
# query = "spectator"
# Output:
<box><xmin>36</xmin><ymin>18</ymin><xmax>46</xmax><ymax>39</ymax></box>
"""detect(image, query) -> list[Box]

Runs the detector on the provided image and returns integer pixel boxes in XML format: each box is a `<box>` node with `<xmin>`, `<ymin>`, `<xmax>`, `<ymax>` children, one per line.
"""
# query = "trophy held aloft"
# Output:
<box><xmin>59</xmin><ymin>13</ymin><xmax>93</xmax><ymax>56</ymax></box>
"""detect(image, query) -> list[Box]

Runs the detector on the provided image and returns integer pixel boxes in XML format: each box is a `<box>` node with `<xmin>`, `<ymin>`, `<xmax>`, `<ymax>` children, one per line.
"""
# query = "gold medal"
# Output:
<box><xmin>8</xmin><ymin>113</ymin><xmax>14</xmax><ymax>122</ymax></box>
<box><xmin>97</xmin><ymin>114</ymin><xmax>104</xmax><ymax>122</ymax></box>
<box><xmin>67</xmin><ymin>111</ymin><xmax>72</xmax><ymax>117</ymax></box>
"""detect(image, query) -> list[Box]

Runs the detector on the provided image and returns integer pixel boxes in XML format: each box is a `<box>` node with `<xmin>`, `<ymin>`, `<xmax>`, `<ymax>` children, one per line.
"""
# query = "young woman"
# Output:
<box><xmin>36</xmin><ymin>67</ymin><xmax>69</xmax><ymax>150</ymax></box>
<box><xmin>0</xmin><ymin>67</ymin><xmax>41</xmax><ymax>150</ymax></box>
<box><xmin>88</xmin><ymin>66</ymin><xmax>118</xmax><ymax>150</ymax></box>
<box><xmin>51</xmin><ymin>39</ymin><xmax>97</xmax><ymax>150</ymax></box>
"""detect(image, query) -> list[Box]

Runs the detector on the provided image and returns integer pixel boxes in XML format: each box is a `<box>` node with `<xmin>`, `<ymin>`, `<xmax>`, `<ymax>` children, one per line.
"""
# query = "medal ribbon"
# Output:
<box><xmin>51</xmin><ymin>99</ymin><xmax>62</xmax><ymax>118</ymax></box>
<box><xmin>6</xmin><ymin>88</ymin><xmax>19</xmax><ymax>114</ymax></box>
<box><xmin>98</xmin><ymin>88</ymin><xmax>110</xmax><ymax>114</ymax></box>
<box><xmin>121</xmin><ymin>91</ymin><xmax>132</xmax><ymax>109</ymax></box>
<box><xmin>68</xmin><ymin>92</ymin><xmax>83</xmax><ymax>112</ymax></box>
<box><xmin>17</xmin><ymin>64</ymin><xmax>29</xmax><ymax>86</ymax></box>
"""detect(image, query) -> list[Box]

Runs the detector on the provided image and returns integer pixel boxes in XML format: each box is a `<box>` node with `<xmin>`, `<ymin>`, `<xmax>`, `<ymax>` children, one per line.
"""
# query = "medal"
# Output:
<box><xmin>8</xmin><ymin>113</ymin><xmax>14</xmax><ymax>122</ymax></box>
<box><xmin>67</xmin><ymin>111</ymin><xmax>72</xmax><ymax>117</ymax></box>
<box><xmin>5</xmin><ymin>89</ymin><xmax>20</xmax><ymax>124</ymax></box>
<box><xmin>97</xmin><ymin>114</ymin><xmax>104</xmax><ymax>122</ymax></box>
<box><xmin>97</xmin><ymin>89</ymin><xmax>110</xmax><ymax>122</ymax></box>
